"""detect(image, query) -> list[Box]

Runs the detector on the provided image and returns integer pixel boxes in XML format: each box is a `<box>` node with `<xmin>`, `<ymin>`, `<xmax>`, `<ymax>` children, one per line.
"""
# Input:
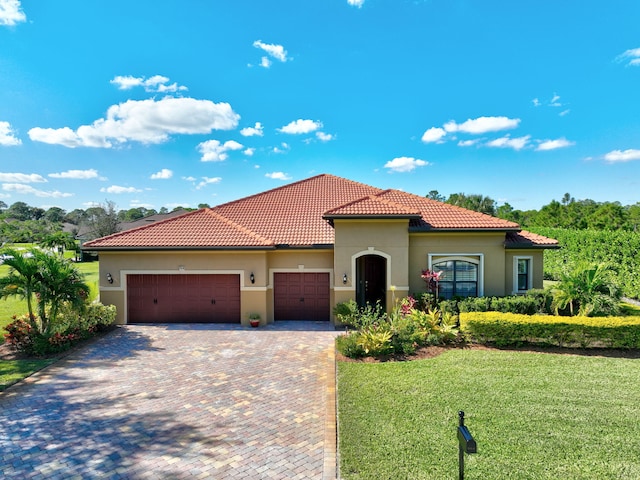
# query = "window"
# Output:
<box><xmin>432</xmin><ymin>259</ymin><xmax>478</xmax><ymax>299</ymax></box>
<box><xmin>513</xmin><ymin>256</ymin><xmax>533</xmax><ymax>293</ymax></box>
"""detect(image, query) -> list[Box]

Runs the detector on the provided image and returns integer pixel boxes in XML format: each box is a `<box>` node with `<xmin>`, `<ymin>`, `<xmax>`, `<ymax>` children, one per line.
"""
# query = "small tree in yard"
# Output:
<box><xmin>552</xmin><ymin>263</ymin><xmax>620</xmax><ymax>317</ymax></box>
<box><xmin>40</xmin><ymin>231</ymin><xmax>77</xmax><ymax>256</ymax></box>
<box><xmin>0</xmin><ymin>248</ymin><xmax>89</xmax><ymax>334</ymax></box>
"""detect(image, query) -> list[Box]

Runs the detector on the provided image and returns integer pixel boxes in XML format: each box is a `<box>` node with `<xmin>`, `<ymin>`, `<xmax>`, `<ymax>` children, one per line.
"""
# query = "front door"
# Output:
<box><xmin>356</xmin><ymin>255</ymin><xmax>386</xmax><ymax>310</ymax></box>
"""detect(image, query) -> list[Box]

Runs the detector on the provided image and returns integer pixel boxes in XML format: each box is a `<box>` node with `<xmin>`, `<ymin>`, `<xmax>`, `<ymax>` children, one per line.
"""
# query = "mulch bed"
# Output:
<box><xmin>336</xmin><ymin>343</ymin><xmax>640</xmax><ymax>363</ymax></box>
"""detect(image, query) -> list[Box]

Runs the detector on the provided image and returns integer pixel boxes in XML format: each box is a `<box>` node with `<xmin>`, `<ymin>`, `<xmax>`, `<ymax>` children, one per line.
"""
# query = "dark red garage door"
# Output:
<box><xmin>127</xmin><ymin>274</ymin><xmax>240</xmax><ymax>323</ymax></box>
<box><xmin>274</xmin><ymin>272</ymin><xmax>330</xmax><ymax>321</ymax></box>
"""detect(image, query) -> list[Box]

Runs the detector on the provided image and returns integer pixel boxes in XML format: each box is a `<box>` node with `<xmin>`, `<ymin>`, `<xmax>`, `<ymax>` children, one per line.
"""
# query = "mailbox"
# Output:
<box><xmin>457</xmin><ymin>425</ymin><xmax>477</xmax><ymax>454</ymax></box>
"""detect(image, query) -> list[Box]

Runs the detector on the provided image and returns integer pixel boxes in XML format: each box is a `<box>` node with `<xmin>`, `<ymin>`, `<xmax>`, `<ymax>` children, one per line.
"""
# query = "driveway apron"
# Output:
<box><xmin>0</xmin><ymin>323</ymin><xmax>339</xmax><ymax>479</ymax></box>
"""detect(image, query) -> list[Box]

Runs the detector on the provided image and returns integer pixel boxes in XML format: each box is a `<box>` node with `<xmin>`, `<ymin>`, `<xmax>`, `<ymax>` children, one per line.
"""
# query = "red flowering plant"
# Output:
<box><xmin>421</xmin><ymin>269</ymin><xmax>442</xmax><ymax>296</ymax></box>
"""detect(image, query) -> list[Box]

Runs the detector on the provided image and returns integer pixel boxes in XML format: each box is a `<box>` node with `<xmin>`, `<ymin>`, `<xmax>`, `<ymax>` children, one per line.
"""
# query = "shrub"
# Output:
<box><xmin>336</xmin><ymin>332</ymin><xmax>366</xmax><ymax>358</ymax></box>
<box><xmin>460</xmin><ymin>311</ymin><xmax>640</xmax><ymax>349</ymax></box>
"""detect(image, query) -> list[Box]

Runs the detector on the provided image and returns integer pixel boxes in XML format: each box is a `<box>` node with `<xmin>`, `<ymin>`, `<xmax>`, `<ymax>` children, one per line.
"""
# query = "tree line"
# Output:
<box><xmin>427</xmin><ymin>191</ymin><xmax>640</xmax><ymax>231</ymax></box>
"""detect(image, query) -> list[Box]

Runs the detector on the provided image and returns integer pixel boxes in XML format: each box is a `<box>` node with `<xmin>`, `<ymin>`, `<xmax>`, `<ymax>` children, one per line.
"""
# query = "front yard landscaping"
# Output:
<box><xmin>338</xmin><ymin>347</ymin><xmax>640</xmax><ymax>479</ymax></box>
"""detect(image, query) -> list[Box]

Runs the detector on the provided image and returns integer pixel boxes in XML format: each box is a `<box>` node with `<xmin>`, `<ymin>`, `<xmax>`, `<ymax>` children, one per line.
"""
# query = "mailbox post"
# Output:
<box><xmin>457</xmin><ymin>411</ymin><xmax>477</xmax><ymax>480</ymax></box>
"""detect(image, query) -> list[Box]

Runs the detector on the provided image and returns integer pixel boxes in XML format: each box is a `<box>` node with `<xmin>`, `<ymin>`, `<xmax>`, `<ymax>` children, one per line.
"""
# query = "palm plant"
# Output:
<box><xmin>40</xmin><ymin>231</ymin><xmax>77</xmax><ymax>256</ymax></box>
<box><xmin>552</xmin><ymin>263</ymin><xmax>619</xmax><ymax>316</ymax></box>
<box><xmin>0</xmin><ymin>248</ymin><xmax>40</xmax><ymax>327</ymax></box>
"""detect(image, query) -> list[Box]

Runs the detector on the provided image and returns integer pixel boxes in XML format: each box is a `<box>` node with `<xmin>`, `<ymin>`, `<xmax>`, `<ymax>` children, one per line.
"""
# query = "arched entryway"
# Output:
<box><xmin>356</xmin><ymin>254</ymin><xmax>387</xmax><ymax>310</ymax></box>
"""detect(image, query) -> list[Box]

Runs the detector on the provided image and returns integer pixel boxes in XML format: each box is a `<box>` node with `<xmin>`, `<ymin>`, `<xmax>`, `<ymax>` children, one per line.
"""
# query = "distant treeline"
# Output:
<box><xmin>428</xmin><ymin>191</ymin><xmax>640</xmax><ymax>231</ymax></box>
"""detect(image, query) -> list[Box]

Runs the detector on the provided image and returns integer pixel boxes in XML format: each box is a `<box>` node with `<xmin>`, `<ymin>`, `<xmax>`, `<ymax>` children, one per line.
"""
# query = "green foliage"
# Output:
<box><xmin>335</xmin><ymin>297</ymin><xmax>460</xmax><ymax>359</ymax></box>
<box><xmin>458</xmin><ymin>290</ymin><xmax>551</xmax><ymax>315</ymax></box>
<box><xmin>460</xmin><ymin>312</ymin><xmax>640</xmax><ymax>349</ymax></box>
<box><xmin>531</xmin><ymin>227</ymin><xmax>640</xmax><ymax>299</ymax></box>
<box><xmin>3</xmin><ymin>303</ymin><xmax>116</xmax><ymax>355</ymax></box>
<box><xmin>551</xmin><ymin>263</ymin><xmax>620</xmax><ymax>316</ymax></box>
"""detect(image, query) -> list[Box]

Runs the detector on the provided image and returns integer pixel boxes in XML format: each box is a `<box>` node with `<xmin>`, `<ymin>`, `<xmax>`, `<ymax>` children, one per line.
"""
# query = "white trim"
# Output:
<box><xmin>512</xmin><ymin>255</ymin><xmax>533</xmax><ymax>294</ymax></box>
<box><xmin>428</xmin><ymin>253</ymin><xmax>484</xmax><ymax>297</ymax></box>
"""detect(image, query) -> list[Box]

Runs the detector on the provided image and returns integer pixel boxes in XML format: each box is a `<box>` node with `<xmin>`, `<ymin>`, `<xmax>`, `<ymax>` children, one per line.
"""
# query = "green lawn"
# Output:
<box><xmin>338</xmin><ymin>349</ymin><xmax>640</xmax><ymax>479</ymax></box>
<box><xmin>0</xmin><ymin>358</ymin><xmax>55</xmax><ymax>391</ymax></box>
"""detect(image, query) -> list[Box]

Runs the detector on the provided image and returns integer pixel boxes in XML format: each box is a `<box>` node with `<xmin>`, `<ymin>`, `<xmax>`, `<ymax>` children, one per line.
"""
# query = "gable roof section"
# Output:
<box><xmin>83</xmin><ymin>173</ymin><xmax>556</xmax><ymax>250</ymax></box>
<box><xmin>83</xmin><ymin>209</ymin><xmax>274</xmax><ymax>249</ymax></box>
<box><xmin>323</xmin><ymin>192</ymin><xmax>422</xmax><ymax>219</ymax></box>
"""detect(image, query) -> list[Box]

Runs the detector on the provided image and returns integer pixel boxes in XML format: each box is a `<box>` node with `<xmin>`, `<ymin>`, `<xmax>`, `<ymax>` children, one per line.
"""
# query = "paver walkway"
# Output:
<box><xmin>0</xmin><ymin>322</ymin><xmax>340</xmax><ymax>479</ymax></box>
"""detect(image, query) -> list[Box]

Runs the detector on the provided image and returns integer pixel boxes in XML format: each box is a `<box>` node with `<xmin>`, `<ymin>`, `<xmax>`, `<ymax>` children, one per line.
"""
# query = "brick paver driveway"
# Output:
<box><xmin>0</xmin><ymin>322</ymin><xmax>339</xmax><ymax>479</ymax></box>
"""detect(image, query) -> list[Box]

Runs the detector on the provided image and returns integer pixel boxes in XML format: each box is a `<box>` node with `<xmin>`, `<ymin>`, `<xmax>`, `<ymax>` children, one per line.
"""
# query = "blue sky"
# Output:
<box><xmin>1</xmin><ymin>0</ymin><xmax>639</xmax><ymax>213</ymax></box>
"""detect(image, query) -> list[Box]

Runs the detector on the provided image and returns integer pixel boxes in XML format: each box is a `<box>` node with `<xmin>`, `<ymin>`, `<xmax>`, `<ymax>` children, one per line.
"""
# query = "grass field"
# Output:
<box><xmin>338</xmin><ymin>349</ymin><xmax>640</xmax><ymax>479</ymax></box>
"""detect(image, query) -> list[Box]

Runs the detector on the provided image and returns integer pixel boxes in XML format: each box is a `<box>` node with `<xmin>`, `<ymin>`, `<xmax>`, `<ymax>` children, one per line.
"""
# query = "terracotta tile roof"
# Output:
<box><xmin>83</xmin><ymin>173</ymin><xmax>557</xmax><ymax>249</ymax></box>
<box><xmin>375</xmin><ymin>190</ymin><xmax>521</xmax><ymax>230</ymax></box>
<box><xmin>323</xmin><ymin>192</ymin><xmax>422</xmax><ymax>218</ymax></box>
<box><xmin>505</xmin><ymin>230</ymin><xmax>560</xmax><ymax>249</ymax></box>
<box><xmin>83</xmin><ymin>209</ymin><xmax>274</xmax><ymax>248</ymax></box>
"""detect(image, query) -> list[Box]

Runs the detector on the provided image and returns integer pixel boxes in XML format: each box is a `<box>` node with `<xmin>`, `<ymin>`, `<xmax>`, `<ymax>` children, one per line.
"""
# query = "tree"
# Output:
<box><xmin>44</xmin><ymin>207</ymin><xmax>67</xmax><ymax>224</ymax></box>
<box><xmin>198</xmin><ymin>203</ymin><xmax>211</xmax><ymax>209</ymax></box>
<box><xmin>426</xmin><ymin>190</ymin><xmax>445</xmax><ymax>202</ymax></box>
<box><xmin>446</xmin><ymin>193</ymin><xmax>496</xmax><ymax>216</ymax></box>
<box><xmin>552</xmin><ymin>263</ymin><xmax>620</xmax><ymax>317</ymax></box>
<box><xmin>0</xmin><ymin>200</ymin><xmax>7</xmax><ymax>212</ymax></box>
<box><xmin>6</xmin><ymin>201</ymin><xmax>32</xmax><ymax>221</ymax></box>
<box><xmin>158</xmin><ymin>207</ymin><xmax>169</xmax><ymax>214</ymax></box>
<box><xmin>0</xmin><ymin>248</ymin><xmax>41</xmax><ymax>326</ymax></box>
<box><xmin>0</xmin><ymin>249</ymin><xmax>89</xmax><ymax>334</ymax></box>
<box><xmin>40</xmin><ymin>231</ymin><xmax>77</xmax><ymax>256</ymax></box>
<box><xmin>83</xmin><ymin>200</ymin><xmax>119</xmax><ymax>239</ymax></box>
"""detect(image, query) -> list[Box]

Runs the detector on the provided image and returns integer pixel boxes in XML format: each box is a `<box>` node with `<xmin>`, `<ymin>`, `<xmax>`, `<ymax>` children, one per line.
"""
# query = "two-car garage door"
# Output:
<box><xmin>127</xmin><ymin>274</ymin><xmax>240</xmax><ymax>323</ymax></box>
<box><xmin>126</xmin><ymin>272</ymin><xmax>330</xmax><ymax>323</ymax></box>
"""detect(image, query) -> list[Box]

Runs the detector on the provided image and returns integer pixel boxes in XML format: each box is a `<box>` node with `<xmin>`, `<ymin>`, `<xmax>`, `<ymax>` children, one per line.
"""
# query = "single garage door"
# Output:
<box><xmin>274</xmin><ymin>272</ymin><xmax>330</xmax><ymax>321</ymax></box>
<box><xmin>127</xmin><ymin>274</ymin><xmax>240</xmax><ymax>323</ymax></box>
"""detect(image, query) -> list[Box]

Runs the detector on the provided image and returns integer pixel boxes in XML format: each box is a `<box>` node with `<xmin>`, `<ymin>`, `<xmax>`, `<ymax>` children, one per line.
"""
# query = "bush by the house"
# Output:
<box><xmin>335</xmin><ymin>297</ymin><xmax>461</xmax><ymax>359</ymax></box>
<box><xmin>460</xmin><ymin>311</ymin><xmax>640</xmax><ymax>349</ymax></box>
<box><xmin>457</xmin><ymin>289</ymin><xmax>552</xmax><ymax>315</ymax></box>
<box><xmin>4</xmin><ymin>303</ymin><xmax>116</xmax><ymax>356</ymax></box>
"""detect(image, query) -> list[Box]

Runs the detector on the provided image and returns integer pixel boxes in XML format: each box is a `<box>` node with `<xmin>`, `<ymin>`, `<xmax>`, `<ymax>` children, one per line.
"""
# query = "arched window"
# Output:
<box><xmin>432</xmin><ymin>259</ymin><xmax>478</xmax><ymax>299</ymax></box>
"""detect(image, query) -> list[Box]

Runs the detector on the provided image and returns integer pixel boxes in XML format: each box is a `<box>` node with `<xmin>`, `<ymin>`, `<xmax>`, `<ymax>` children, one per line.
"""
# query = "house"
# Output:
<box><xmin>83</xmin><ymin>174</ymin><xmax>558</xmax><ymax>325</ymax></box>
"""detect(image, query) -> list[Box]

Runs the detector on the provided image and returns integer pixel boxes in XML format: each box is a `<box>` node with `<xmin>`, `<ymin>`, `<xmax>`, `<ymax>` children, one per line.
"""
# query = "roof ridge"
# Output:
<box><xmin>372</xmin><ymin>190</ymin><xmax>422</xmax><ymax>213</ymax></box>
<box><xmin>203</xmin><ymin>209</ymin><xmax>274</xmax><ymax>245</ymax></box>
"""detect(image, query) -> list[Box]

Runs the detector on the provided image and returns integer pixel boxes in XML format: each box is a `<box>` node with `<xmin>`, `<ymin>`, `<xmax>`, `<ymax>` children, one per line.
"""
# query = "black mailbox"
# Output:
<box><xmin>457</xmin><ymin>425</ymin><xmax>477</xmax><ymax>454</ymax></box>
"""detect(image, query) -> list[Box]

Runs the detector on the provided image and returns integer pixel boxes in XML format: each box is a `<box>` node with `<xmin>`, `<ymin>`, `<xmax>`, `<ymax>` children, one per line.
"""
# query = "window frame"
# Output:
<box><xmin>512</xmin><ymin>255</ymin><xmax>533</xmax><ymax>294</ymax></box>
<box><xmin>428</xmin><ymin>254</ymin><xmax>484</xmax><ymax>298</ymax></box>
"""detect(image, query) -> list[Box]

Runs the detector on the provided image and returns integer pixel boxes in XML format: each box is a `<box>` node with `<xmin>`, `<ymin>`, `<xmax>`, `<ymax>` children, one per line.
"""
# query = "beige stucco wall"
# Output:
<box><xmin>504</xmin><ymin>250</ymin><xmax>545</xmax><ymax>294</ymax></box>
<box><xmin>332</xmin><ymin>219</ymin><xmax>411</xmax><ymax>313</ymax></box>
<box><xmin>97</xmin><ymin>249</ymin><xmax>334</xmax><ymax>325</ymax></box>
<box><xmin>408</xmin><ymin>232</ymin><xmax>508</xmax><ymax>297</ymax></box>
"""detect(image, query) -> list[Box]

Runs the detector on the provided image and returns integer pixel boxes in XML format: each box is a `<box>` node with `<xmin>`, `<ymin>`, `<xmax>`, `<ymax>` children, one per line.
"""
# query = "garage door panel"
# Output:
<box><xmin>274</xmin><ymin>272</ymin><xmax>329</xmax><ymax>321</ymax></box>
<box><xmin>127</xmin><ymin>274</ymin><xmax>240</xmax><ymax>323</ymax></box>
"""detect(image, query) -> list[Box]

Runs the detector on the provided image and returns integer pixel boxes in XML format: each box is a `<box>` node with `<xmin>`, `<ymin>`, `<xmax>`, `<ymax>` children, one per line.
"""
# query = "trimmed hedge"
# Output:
<box><xmin>460</xmin><ymin>312</ymin><xmax>640</xmax><ymax>349</ymax></box>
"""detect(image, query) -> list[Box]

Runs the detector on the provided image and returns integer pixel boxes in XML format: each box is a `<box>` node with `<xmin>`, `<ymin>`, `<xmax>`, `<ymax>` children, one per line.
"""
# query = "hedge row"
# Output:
<box><xmin>460</xmin><ymin>312</ymin><xmax>640</xmax><ymax>349</ymax></box>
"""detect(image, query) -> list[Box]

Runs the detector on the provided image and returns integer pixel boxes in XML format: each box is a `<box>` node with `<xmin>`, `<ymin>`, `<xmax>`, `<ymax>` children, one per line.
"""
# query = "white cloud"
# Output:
<box><xmin>100</xmin><ymin>185</ymin><xmax>142</xmax><ymax>194</ymax></box>
<box><xmin>0</xmin><ymin>121</ymin><xmax>21</xmax><ymax>146</ymax></box>
<box><xmin>244</xmin><ymin>148</ymin><xmax>255</xmax><ymax>156</ymax></box>
<box><xmin>421</xmin><ymin>127</ymin><xmax>446</xmax><ymax>143</ymax></box>
<box><xmin>29</xmin><ymin>97</ymin><xmax>240</xmax><ymax>148</ymax></box>
<box><xmin>536</xmin><ymin>138</ymin><xmax>575</xmax><ymax>151</ymax></box>
<box><xmin>603</xmin><ymin>149</ymin><xmax>640</xmax><ymax>163</ymax></box>
<box><xmin>486</xmin><ymin>135</ymin><xmax>530</xmax><ymax>151</ymax></box>
<box><xmin>48</xmin><ymin>169</ymin><xmax>99</xmax><ymax>180</ymax></box>
<box><xmin>2</xmin><ymin>183</ymin><xmax>72</xmax><ymax>198</ymax></box>
<box><xmin>0</xmin><ymin>172</ymin><xmax>46</xmax><ymax>183</ymax></box>
<box><xmin>316</xmin><ymin>131</ymin><xmax>335</xmax><ymax>142</ymax></box>
<box><xmin>260</xmin><ymin>56</ymin><xmax>271</xmax><ymax>68</ymax></box>
<box><xmin>150</xmin><ymin>168</ymin><xmax>173</xmax><ymax>180</ymax></box>
<box><xmin>110</xmin><ymin>75</ymin><xmax>187</xmax><ymax>93</ymax></box>
<box><xmin>182</xmin><ymin>176</ymin><xmax>197</xmax><ymax>182</ymax></box>
<box><xmin>196</xmin><ymin>176</ymin><xmax>222</xmax><ymax>189</ymax></box>
<box><xmin>240</xmin><ymin>122</ymin><xmax>264</xmax><ymax>137</ymax></box>
<box><xmin>347</xmin><ymin>0</ymin><xmax>365</xmax><ymax>6</ymax></box>
<box><xmin>253</xmin><ymin>40</ymin><xmax>289</xmax><ymax>65</ymax></box>
<box><xmin>458</xmin><ymin>139</ymin><xmax>480</xmax><ymax>147</ymax></box>
<box><xmin>532</xmin><ymin>98</ymin><xmax>541</xmax><ymax>107</ymax></box>
<box><xmin>444</xmin><ymin>116</ymin><xmax>520</xmax><ymax>134</ymax></box>
<box><xmin>0</xmin><ymin>0</ymin><xmax>26</xmax><ymax>26</ymax></box>
<box><xmin>384</xmin><ymin>156</ymin><xmax>429</xmax><ymax>173</ymax></box>
<box><xmin>129</xmin><ymin>200</ymin><xmax>155</xmax><ymax>209</ymax></box>
<box><xmin>197</xmin><ymin>139</ymin><xmax>244</xmax><ymax>162</ymax></box>
<box><xmin>272</xmin><ymin>142</ymin><xmax>290</xmax><ymax>154</ymax></box>
<box><xmin>616</xmin><ymin>48</ymin><xmax>640</xmax><ymax>66</ymax></box>
<box><xmin>265</xmin><ymin>172</ymin><xmax>292</xmax><ymax>180</ymax></box>
<box><xmin>278</xmin><ymin>119</ymin><xmax>322</xmax><ymax>134</ymax></box>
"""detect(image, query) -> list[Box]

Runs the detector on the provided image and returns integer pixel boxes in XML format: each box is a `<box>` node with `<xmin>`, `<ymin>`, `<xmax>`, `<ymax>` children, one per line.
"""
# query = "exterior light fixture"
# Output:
<box><xmin>343</xmin><ymin>273</ymin><xmax>348</xmax><ymax>284</ymax></box>
<box><xmin>250</xmin><ymin>272</ymin><xmax>255</xmax><ymax>284</ymax></box>
<box><xmin>106</xmin><ymin>273</ymin><xmax>113</xmax><ymax>284</ymax></box>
